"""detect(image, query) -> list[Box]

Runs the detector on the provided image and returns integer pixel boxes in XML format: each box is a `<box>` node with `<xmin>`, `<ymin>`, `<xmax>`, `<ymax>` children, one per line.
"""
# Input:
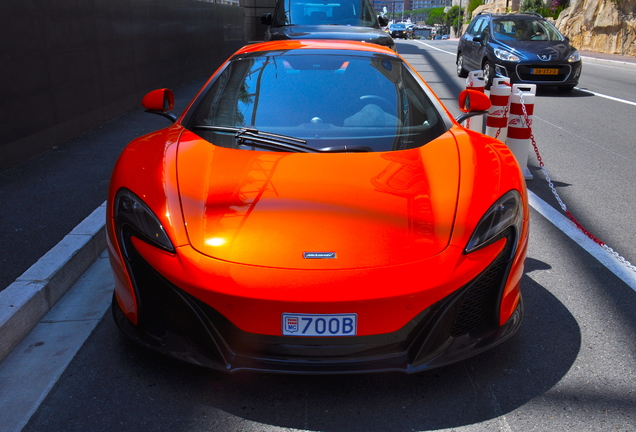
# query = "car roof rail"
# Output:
<box><xmin>480</xmin><ymin>11</ymin><xmax>544</xmax><ymax>18</ymax></box>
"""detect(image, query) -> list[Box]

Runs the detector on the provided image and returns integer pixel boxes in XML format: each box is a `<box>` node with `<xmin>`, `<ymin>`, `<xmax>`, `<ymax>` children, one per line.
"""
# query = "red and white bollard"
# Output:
<box><xmin>465</xmin><ymin>70</ymin><xmax>486</xmax><ymax>132</ymax></box>
<box><xmin>485</xmin><ymin>77</ymin><xmax>511</xmax><ymax>139</ymax></box>
<box><xmin>506</xmin><ymin>84</ymin><xmax>536</xmax><ymax>180</ymax></box>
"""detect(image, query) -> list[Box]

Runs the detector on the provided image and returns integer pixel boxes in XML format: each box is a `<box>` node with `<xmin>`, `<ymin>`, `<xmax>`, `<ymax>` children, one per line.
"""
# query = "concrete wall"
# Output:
<box><xmin>243</xmin><ymin>0</ymin><xmax>276</xmax><ymax>42</ymax></box>
<box><xmin>0</xmin><ymin>0</ymin><xmax>246</xmax><ymax>170</ymax></box>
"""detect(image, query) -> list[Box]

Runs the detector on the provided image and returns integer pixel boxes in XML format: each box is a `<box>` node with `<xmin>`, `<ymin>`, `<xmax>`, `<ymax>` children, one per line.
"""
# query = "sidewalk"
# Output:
<box><xmin>579</xmin><ymin>50</ymin><xmax>636</xmax><ymax>65</ymax></box>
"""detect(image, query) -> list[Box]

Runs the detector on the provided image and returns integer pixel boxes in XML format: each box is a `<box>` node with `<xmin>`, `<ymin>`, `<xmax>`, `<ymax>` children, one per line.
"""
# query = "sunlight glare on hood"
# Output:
<box><xmin>205</xmin><ymin>237</ymin><xmax>227</xmax><ymax>247</ymax></box>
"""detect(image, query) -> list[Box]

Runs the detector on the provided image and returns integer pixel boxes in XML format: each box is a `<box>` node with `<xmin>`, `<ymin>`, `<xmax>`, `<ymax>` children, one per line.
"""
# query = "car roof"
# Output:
<box><xmin>478</xmin><ymin>12</ymin><xmax>546</xmax><ymax>20</ymax></box>
<box><xmin>235</xmin><ymin>39</ymin><xmax>398</xmax><ymax>56</ymax></box>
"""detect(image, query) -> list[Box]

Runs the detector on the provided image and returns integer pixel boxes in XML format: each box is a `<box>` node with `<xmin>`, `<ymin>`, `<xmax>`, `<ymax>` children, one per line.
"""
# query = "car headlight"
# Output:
<box><xmin>568</xmin><ymin>50</ymin><xmax>580</xmax><ymax>62</ymax></box>
<box><xmin>115</xmin><ymin>188</ymin><xmax>175</xmax><ymax>253</ymax></box>
<box><xmin>494</xmin><ymin>48</ymin><xmax>520</xmax><ymax>62</ymax></box>
<box><xmin>465</xmin><ymin>190</ymin><xmax>523</xmax><ymax>254</ymax></box>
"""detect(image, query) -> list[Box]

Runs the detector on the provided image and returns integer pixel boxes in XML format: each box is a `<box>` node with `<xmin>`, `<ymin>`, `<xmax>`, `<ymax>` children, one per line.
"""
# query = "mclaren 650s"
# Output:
<box><xmin>107</xmin><ymin>40</ymin><xmax>529</xmax><ymax>374</ymax></box>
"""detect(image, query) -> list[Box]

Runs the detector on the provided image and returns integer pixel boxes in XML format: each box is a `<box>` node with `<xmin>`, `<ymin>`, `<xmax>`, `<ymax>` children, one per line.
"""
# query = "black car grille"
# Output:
<box><xmin>450</xmin><ymin>233</ymin><xmax>513</xmax><ymax>336</ymax></box>
<box><xmin>516</xmin><ymin>64</ymin><xmax>572</xmax><ymax>82</ymax></box>
<box><xmin>117</xmin><ymin>229</ymin><xmax>517</xmax><ymax>372</ymax></box>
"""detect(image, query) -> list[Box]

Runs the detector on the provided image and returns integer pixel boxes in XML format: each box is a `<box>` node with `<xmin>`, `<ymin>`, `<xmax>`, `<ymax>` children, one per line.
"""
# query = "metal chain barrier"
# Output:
<box><xmin>516</xmin><ymin>90</ymin><xmax>636</xmax><ymax>273</ymax></box>
<box><xmin>493</xmin><ymin>81</ymin><xmax>512</xmax><ymax>140</ymax></box>
<box><xmin>494</xmin><ymin>104</ymin><xmax>509</xmax><ymax>140</ymax></box>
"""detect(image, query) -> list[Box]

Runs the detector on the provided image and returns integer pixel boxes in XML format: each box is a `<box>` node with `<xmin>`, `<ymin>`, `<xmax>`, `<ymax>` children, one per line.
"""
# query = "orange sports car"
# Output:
<box><xmin>107</xmin><ymin>40</ymin><xmax>529</xmax><ymax>373</ymax></box>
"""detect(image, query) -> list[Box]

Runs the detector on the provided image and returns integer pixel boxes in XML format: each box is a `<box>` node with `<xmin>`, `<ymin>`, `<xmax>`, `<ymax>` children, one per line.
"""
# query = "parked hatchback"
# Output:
<box><xmin>457</xmin><ymin>12</ymin><xmax>582</xmax><ymax>91</ymax></box>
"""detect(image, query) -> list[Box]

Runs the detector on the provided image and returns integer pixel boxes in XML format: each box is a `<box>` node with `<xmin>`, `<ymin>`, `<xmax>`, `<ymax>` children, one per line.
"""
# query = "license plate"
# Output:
<box><xmin>282</xmin><ymin>313</ymin><xmax>357</xmax><ymax>336</ymax></box>
<box><xmin>531</xmin><ymin>68</ymin><xmax>558</xmax><ymax>75</ymax></box>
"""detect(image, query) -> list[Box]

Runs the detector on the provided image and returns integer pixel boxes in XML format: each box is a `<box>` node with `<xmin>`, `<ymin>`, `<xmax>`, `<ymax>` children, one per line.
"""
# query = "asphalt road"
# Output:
<box><xmin>3</xmin><ymin>40</ymin><xmax>636</xmax><ymax>431</ymax></box>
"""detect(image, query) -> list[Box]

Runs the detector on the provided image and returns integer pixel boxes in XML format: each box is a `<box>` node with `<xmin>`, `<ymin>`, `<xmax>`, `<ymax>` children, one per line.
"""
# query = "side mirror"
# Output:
<box><xmin>378</xmin><ymin>15</ymin><xmax>389</xmax><ymax>27</ymax></box>
<box><xmin>456</xmin><ymin>89</ymin><xmax>491</xmax><ymax>124</ymax></box>
<box><xmin>142</xmin><ymin>89</ymin><xmax>176</xmax><ymax>122</ymax></box>
<box><xmin>261</xmin><ymin>13</ymin><xmax>273</xmax><ymax>25</ymax></box>
<box><xmin>473</xmin><ymin>35</ymin><xmax>483</xmax><ymax>44</ymax></box>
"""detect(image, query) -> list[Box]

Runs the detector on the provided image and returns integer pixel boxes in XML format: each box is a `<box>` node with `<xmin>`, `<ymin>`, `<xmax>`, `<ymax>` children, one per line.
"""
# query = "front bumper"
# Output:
<box><xmin>391</xmin><ymin>31</ymin><xmax>408</xmax><ymax>39</ymax></box>
<box><xmin>112</xmin><ymin>230</ymin><xmax>523</xmax><ymax>374</ymax></box>
<box><xmin>494</xmin><ymin>60</ymin><xmax>582</xmax><ymax>87</ymax></box>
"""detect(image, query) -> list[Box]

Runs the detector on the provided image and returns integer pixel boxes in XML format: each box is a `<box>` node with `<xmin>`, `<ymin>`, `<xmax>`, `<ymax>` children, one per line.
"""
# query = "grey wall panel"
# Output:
<box><xmin>0</xmin><ymin>0</ymin><xmax>245</xmax><ymax>169</ymax></box>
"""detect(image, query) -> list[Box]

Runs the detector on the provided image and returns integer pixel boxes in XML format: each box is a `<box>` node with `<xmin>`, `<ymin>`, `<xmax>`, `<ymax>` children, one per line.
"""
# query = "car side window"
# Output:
<box><xmin>469</xmin><ymin>17</ymin><xmax>487</xmax><ymax>37</ymax></box>
<box><xmin>465</xmin><ymin>18</ymin><xmax>478</xmax><ymax>35</ymax></box>
<box><xmin>480</xmin><ymin>18</ymin><xmax>490</xmax><ymax>40</ymax></box>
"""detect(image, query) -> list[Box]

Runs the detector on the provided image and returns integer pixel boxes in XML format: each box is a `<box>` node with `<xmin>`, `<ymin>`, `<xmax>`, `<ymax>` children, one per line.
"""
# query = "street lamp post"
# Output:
<box><xmin>457</xmin><ymin>0</ymin><xmax>461</xmax><ymax>38</ymax></box>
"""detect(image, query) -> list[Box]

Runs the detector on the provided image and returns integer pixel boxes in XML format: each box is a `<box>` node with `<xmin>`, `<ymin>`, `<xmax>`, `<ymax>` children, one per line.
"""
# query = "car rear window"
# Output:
<box><xmin>274</xmin><ymin>0</ymin><xmax>378</xmax><ymax>27</ymax></box>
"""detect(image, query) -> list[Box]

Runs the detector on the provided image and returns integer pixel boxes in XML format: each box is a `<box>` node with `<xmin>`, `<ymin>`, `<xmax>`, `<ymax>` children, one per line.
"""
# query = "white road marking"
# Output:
<box><xmin>573</xmin><ymin>88</ymin><xmax>636</xmax><ymax>107</ymax></box>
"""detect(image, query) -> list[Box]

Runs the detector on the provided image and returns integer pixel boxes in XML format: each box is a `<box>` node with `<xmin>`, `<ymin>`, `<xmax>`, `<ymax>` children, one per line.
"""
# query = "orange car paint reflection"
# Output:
<box><xmin>176</xmin><ymin>130</ymin><xmax>460</xmax><ymax>268</ymax></box>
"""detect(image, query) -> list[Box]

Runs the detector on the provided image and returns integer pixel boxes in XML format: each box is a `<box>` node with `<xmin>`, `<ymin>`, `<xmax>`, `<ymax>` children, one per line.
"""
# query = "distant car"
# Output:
<box><xmin>109</xmin><ymin>39</ymin><xmax>528</xmax><ymax>374</ymax></box>
<box><xmin>441</xmin><ymin>34</ymin><xmax>450</xmax><ymax>40</ymax></box>
<box><xmin>389</xmin><ymin>22</ymin><xmax>413</xmax><ymax>39</ymax></box>
<box><xmin>261</xmin><ymin>0</ymin><xmax>394</xmax><ymax>51</ymax></box>
<box><xmin>457</xmin><ymin>12</ymin><xmax>582</xmax><ymax>91</ymax></box>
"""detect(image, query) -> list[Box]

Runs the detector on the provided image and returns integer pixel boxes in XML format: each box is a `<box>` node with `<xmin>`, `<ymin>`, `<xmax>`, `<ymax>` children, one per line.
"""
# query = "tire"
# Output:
<box><xmin>483</xmin><ymin>60</ymin><xmax>495</xmax><ymax>90</ymax></box>
<box><xmin>456</xmin><ymin>53</ymin><xmax>468</xmax><ymax>78</ymax></box>
<box><xmin>558</xmin><ymin>85</ymin><xmax>575</xmax><ymax>92</ymax></box>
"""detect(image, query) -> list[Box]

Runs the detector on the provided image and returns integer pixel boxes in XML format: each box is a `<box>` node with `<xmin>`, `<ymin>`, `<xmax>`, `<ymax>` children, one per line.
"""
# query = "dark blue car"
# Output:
<box><xmin>261</xmin><ymin>0</ymin><xmax>395</xmax><ymax>51</ymax></box>
<box><xmin>457</xmin><ymin>12</ymin><xmax>582</xmax><ymax>91</ymax></box>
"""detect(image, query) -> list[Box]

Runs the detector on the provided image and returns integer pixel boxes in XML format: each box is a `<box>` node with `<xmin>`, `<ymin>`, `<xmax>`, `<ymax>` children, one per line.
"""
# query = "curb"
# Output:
<box><xmin>0</xmin><ymin>202</ymin><xmax>108</xmax><ymax>363</ymax></box>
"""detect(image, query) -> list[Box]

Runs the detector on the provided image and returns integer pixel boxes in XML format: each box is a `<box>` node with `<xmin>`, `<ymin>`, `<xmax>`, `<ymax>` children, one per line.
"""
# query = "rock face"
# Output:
<box><xmin>557</xmin><ymin>0</ymin><xmax>636</xmax><ymax>56</ymax></box>
<box><xmin>471</xmin><ymin>0</ymin><xmax>636</xmax><ymax>56</ymax></box>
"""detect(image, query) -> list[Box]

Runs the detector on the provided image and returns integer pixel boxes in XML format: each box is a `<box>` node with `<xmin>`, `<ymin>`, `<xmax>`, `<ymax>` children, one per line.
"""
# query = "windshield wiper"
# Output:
<box><xmin>235</xmin><ymin>127</ymin><xmax>321</xmax><ymax>153</ymax></box>
<box><xmin>190</xmin><ymin>125</ymin><xmax>319</xmax><ymax>153</ymax></box>
<box><xmin>190</xmin><ymin>126</ymin><xmax>373</xmax><ymax>153</ymax></box>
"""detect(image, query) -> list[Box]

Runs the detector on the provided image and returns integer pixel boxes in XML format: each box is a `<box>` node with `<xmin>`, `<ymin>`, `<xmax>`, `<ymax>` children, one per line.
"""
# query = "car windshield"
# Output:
<box><xmin>391</xmin><ymin>24</ymin><xmax>406</xmax><ymax>29</ymax></box>
<box><xmin>274</xmin><ymin>0</ymin><xmax>378</xmax><ymax>26</ymax></box>
<box><xmin>492</xmin><ymin>18</ymin><xmax>563</xmax><ymax>41</ymax></box>
<box><xmin>189</xmin><ymin>51</ymin><xmax>448</xmax><ymax>152</ymax></box>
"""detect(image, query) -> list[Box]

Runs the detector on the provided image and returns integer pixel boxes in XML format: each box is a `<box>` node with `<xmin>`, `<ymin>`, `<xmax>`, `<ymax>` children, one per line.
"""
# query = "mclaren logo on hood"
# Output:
<box><xmin>303</xmin><ymin>252</ymin><xmax>336</xmax><ymax>259</ymax></box>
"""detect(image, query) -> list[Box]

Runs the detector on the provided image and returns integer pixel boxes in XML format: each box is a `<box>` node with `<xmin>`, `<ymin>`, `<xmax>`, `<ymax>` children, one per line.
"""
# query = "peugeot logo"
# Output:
<box><xmin>538</xmin><ymin>54</ymin><xmax>551</xmax><ymax>61</ymax></box>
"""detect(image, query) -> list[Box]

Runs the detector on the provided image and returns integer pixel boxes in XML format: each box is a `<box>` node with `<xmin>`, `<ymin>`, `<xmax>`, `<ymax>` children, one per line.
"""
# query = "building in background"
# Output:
<box><xmin>373</xmin><ymin>0</ymin><xmax>451</xmax><ymax>21</ymax></box>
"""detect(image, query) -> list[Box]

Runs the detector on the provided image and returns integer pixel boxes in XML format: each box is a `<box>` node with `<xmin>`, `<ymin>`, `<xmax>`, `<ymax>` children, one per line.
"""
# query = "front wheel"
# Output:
<box><xmin>456</xmin><ymin>53</ymin><xmax>468</xmax><ymax>78</ymax></box>
<box><xmin>483</xmin><ymin>60</ymin><xmax>495</xmax><ymax>90</ymax></box>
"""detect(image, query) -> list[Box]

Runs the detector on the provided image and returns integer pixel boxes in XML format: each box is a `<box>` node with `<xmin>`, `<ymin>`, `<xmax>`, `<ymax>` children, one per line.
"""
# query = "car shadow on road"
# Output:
<box><xmin>203</xmin><ymin>269</ymin><xmax>580</xmax><ymax>432</ymax></box>
<box><xmin>23</xmin><ymin>260</ymin><xmax>580</xmax><ymax>432</ymax></box>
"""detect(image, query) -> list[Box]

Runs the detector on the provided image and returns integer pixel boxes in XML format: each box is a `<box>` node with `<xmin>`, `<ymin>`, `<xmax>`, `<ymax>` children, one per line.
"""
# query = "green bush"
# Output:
<box><xmin>467</xmin><ymin>0</ymin><xmax>484</xmax><ymax>19</ymax></box>
<box><xmin>520</xmin><ymin>0</ymin><xmax>546</xmax><ymax>13</ymax></box>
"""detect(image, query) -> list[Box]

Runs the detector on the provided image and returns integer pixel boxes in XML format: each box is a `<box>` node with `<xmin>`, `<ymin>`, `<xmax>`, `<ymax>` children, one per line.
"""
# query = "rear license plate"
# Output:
<box><xmin>531</xmin><ymin>68</ymin><xmax>558</xmax><ymax>75</ymax></box>
<box><xmin>282</xmin><ymin>313</ymin><xmax>357</xmax><ymax>336</ymax></box>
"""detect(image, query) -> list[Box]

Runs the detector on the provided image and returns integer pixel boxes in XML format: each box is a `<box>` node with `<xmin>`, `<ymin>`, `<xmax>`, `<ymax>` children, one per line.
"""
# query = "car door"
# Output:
<box><xmin>460</xmin><ymin>16</ymin><xmax>488</xmax><ymax>71</ymax></box>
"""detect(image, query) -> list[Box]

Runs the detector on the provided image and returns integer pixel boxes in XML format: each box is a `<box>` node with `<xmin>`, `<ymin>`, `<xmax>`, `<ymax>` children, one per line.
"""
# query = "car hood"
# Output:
<box><xmin>176</xmin><ymin>130</ymin><xmax>460</xmax><ymax>269</ymax></box>
<box><xmin>495</xmin><ymin>39</ymin><xmax>574</xmax><ymax>61</ymax></box>
<box><xmin>267</xmin><ymin>25</ymin><xmax>394</xmax><ymax>47</ymax></box>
